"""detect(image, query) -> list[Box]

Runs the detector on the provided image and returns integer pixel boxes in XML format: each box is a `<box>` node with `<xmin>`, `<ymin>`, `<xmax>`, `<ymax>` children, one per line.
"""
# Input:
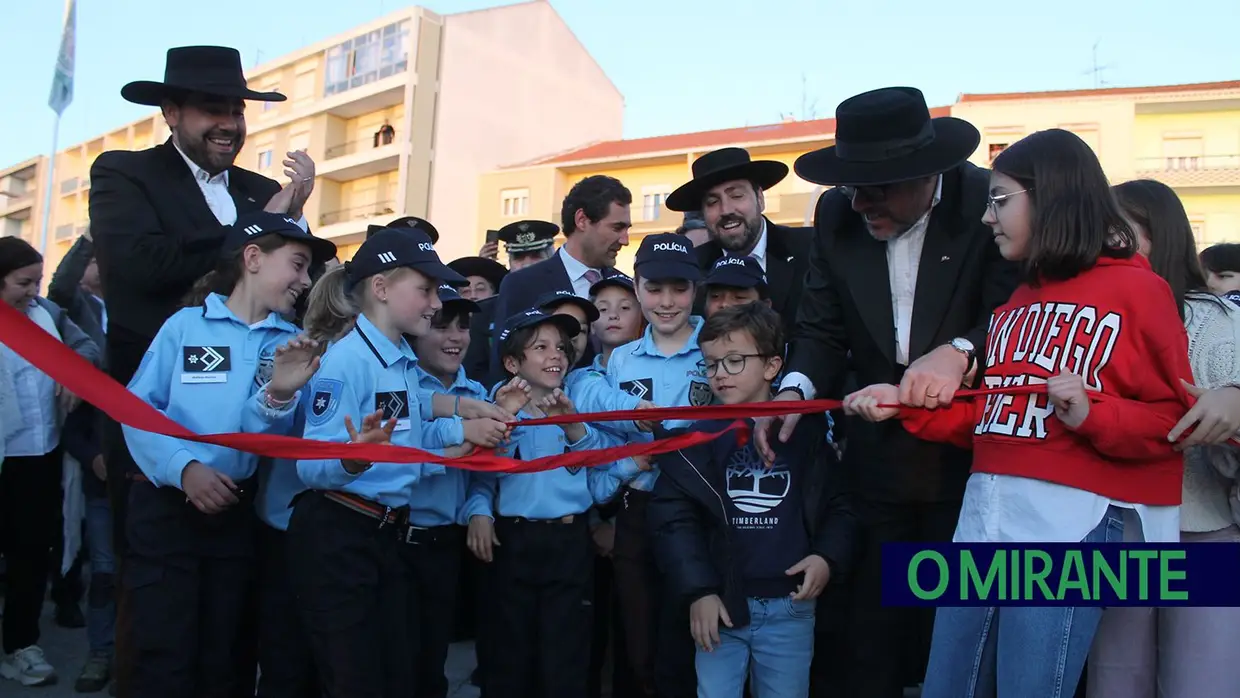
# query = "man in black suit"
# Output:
<box><xmin>485</xmin><ymin>176</ymin><xmax>633</xmax><ymax>383</ymax></box>
<box><xmin>755</xmin><ymin>87</ymin><xmax>1020</xmax><ymax>698</ymax></box>
<box><xmin>88</xmin><ymin>45</ymin><xmax>318</xmax><ymax>698</ymax></box>
<box><xmin>665</xmin><ymin>147</ymin><xmax>814</xmax><ymax>332</ymax></box>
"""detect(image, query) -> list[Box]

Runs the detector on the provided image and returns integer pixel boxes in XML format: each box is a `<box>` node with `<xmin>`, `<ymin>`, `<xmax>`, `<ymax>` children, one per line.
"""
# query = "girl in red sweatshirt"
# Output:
<box><xmin>844</xmin><ymin>128</ymin><xmax>1194</xmax><ymax>698</ymax></box>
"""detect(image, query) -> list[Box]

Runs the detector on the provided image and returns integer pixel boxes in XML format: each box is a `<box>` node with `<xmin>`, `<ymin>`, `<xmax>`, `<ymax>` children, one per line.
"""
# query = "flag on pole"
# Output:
<box><xmin>49</xmin><ymin>0</ymin><xmax>77</xmax><ymax>116</ymax></box>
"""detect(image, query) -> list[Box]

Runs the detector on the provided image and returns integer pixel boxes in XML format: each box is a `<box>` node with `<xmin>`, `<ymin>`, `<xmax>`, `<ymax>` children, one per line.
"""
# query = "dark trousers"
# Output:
<box><xmin>825</xmin><ymin>497</ymin><xmax>961</xmax><ymax>698</ymax></box>
<box><xmin>484</xmin><ymin>515</ymin><xmax>594</xmax><ymax>698</ymax></box>
<box><xmin>613</xmin><ymin>489</ymin><xmax>696</xmax><ymax>698</ymax></box>
<box><xmin>104</xmin><ymin>329</ymin><xmax>150</xmax><ymax>698</ymax></box>
<box><xmin>286</xmin><ymin>492</ymin><xmax>419</xmax><ymax>698</ymax></box>
<box><xmin>405</xmin><ymin>524</ymin><xmax>465</xmax><ymax>698</ymax></box>
<box><xmin>0</xmin><ymin>448</ymin><xmax>63</xmax><ymax>653</ymax></box>
<box><xmin>255</xmin><ymin>523</ymin><xmax>318</xmax><ymax>698</ymax></box>
<box><xmin>51</xmin><ymin>544</ymin><xmax>85</xmax><ymax>609</ymax></box>
<box><xmin>123</xmin><ymin>479</ymin><xmax>257</xmax><ymax>698</ymax></box>
<box><xmin>590</xmin><ymin>552</ymin><xmax>638</xmax><ymax>698</ymax></box>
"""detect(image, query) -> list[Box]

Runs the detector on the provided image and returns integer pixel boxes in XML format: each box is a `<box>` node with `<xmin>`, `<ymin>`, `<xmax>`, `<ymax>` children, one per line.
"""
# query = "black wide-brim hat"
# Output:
<box><xmin>367</xmin><ymin>216</ymin><xmax>440</xmax><ymax>244</ymax></box>
<box><xmin>448</xmin><ymin>256</ymin><xmax>508</xmax><ymax>290</ymax></box>
<box><xmin>795</xmin><ymin>87</ymin><xmax>979</xmax><ymax>187</ymax></box>
<box><xmin>122</xmin><ymin>46</ymin><xmax>286</xmax><ymax>107</ymax></box>
<box><xmin>666</xmin><ymin>147</ymin><xmax>788</xmax><ymax>212</ymax></box>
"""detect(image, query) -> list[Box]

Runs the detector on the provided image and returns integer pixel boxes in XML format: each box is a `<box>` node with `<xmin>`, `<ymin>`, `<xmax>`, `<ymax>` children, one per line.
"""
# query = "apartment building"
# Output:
<box><xmin>478</xmin><ymin>79</ymin><xmax>1240</xmax><ymax>274</ymax></box>
<box><xmin>1</xmin><ymin>0</ymin><xmax>623</xmax><ymax>276</ymax></box>
<box><xmin>0</xmin><ymin>157</ymin><xmax>46</xmax><ymax>244</ymax></box>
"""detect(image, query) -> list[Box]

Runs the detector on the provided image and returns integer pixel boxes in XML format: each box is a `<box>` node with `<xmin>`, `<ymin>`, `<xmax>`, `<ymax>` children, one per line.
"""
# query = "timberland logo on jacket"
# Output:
<box><xmin>977</xmin><ymin>301</ymin><xmax>1120</xmax><ymax>440</ymax></box>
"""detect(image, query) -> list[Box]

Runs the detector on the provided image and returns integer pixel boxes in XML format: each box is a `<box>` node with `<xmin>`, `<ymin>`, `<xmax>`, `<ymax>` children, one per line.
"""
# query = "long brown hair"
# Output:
<box><xmin>1113</xmin><ymin>179</ymin><xmax>1209</xmax><ymax>318</ymax></box>
<box><xmin>992</xmin><ymin>129</ymin><xmax>1136</xmax><ymax>284</ymax></box>
<box><xmin>182</xmin><ymin>235</ymin><xmax>290</xmax><ymax>307</ymax></box>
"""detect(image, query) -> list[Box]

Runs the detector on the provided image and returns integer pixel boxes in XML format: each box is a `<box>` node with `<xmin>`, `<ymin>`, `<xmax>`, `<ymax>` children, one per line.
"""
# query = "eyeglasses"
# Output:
<box><xmin>986</xmin><ymin>188</ymin><xmax>1032</xmax><ymax>216</ymax></box>
<box><xmin>838</xmin><ymin>184</ymin><xmax>894</xmax><ymax>203</ymax></box>
<box><xmin>704</xmin><ymin>353</ymin><xmax>769</xmax><ymax>378</ymax></box>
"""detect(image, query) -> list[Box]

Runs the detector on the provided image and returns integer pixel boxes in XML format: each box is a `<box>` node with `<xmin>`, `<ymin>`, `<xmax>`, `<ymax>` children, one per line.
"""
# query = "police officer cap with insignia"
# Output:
<box><xmin>366</xmin><ymin>216</ymin><xmax>440</xmax><ymax>244</ymax></box>
<box><xmin>497</xmin><ymin>219</ymin><xmax>558</xmax><ymax>271</ymax></box>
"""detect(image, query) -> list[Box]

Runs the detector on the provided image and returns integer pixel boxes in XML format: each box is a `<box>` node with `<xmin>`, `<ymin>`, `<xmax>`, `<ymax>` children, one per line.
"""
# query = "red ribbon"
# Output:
<box><xmin>0</xmin><ymin>301</ymin><xmax>1043</xmax><ymax>473</ymax></box>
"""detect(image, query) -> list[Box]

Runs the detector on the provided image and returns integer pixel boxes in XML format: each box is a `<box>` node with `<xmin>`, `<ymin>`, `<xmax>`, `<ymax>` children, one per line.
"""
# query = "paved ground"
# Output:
<box><xmin>7</xmin><ymin>602</ymin><xmax>922</xmax><ymax>697</ymax></box>
<box><xmin>3</xmin><ymin>602</ymin><xmax>482</xmax><ymax>697</ymax></box>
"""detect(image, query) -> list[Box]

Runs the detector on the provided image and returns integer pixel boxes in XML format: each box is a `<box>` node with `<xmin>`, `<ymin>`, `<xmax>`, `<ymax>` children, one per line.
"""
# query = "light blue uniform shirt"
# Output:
<box><xmin>124</xmin><ymin>293</ymin><xmax>301</xmax><ymax>490</ymax></box>
<box><xmin>462</xmin><ymin>413</ymin><xmax>631</xmax><ymax>521</ymax></box>
<box><xmin>297</xmin><ymin>313</ymin><xmax>462</xmax><ymax>508</ymax></box>
<box><xmin>605</xmin><ymin>316</ymin><xmax>711</xmax><ymax>491</ymax></box>
<box><xmin>409</xmin><ymin>364</ymin><xmax>486</xmax><ymax>526</ymax></box>
<box><xmin>564</xmin><ymin>355</ymin><xmax>642</xmax><ymax>415</ymax></box>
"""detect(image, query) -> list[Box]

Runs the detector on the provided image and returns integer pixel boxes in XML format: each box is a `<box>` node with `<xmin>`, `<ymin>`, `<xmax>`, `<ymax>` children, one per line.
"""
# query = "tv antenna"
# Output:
<box><xmin>1083</xmin><ymin>39</ymin><xmax>1114</xmax><ymax>88</ymax></box>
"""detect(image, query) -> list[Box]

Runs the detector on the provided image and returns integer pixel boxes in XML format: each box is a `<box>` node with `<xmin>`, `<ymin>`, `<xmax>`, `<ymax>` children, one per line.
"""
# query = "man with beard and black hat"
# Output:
<box><xmin>753</xmin><ymin>87</ymin><xmax>1020</xmax><ymax>698</ymax></box>
<box><xmin>667</xmin><ymin>147</ymin><xmax>814</xmax><ymax>333</ymax></box>
<box><xmin>88</xmin><ymin>45</ymin><xmax>327</xmax><ymax>698</ymax></box>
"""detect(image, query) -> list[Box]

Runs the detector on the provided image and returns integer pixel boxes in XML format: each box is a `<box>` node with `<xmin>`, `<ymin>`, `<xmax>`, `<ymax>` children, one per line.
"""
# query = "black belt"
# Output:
<box><xmin>496</xmin><ymin>514</ymin><xmax>583</xmax><ymax>525</ymax></box>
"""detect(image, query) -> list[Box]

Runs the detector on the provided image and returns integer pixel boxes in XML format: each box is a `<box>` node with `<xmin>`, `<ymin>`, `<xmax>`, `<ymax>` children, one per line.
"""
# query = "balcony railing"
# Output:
<box><xmin>319</xmin><ymin>200</ymin><xmax>396</xmax><ymax>227</ymax></box>
<box><xmin>60</xmin><ymin>177</ymin><xmax>79</xmax><ymax>194</ymax></box>
<box><xmin>1135</xmin><ymin>155</ymin><xmax>1240</xmax><ymax>172</ymax></box>
<box><xmin>54</xmin><ymin>224</ymin><xmax>75</xmax><ymax>241</ymax></box>
<box><xmin>326</xmin><ymin>133</ymin><xmax>398</xmax><ymax>159</ymax></box>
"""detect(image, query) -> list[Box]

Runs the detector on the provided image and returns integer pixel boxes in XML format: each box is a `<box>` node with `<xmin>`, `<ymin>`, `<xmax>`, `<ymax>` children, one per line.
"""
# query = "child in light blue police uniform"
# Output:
<box><xmin>286</xmin><ymin>228</ymin><xmax>510</xmax><ymax>698</ymax></box>
<box><xmin>121</xmin><ymin>211</ymin><xmax>335</xmax><ymax>698</ymax></box>
<box><xmin>405</xmin><ymin>282</ymin><xmax>494</xmax><ymax>698</ymax></box>
<box><xmin>702</xmin><ymin>254</ymin><xmax>770</xmax><ymax>318</ymax></box>
<box><xmin>605</xmin><ymin>232</ymin><xmax>712</xmax><ymax>697</ymax></box>
<box><xmin>465</xmin><ymin>308</ymin><xmax>640</xmax><ymax>698</ymax></box>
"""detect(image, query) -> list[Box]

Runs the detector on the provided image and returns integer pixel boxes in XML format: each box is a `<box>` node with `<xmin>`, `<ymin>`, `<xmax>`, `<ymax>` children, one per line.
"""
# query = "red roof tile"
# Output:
<box><xmin>958</xmin><ymin>79</ymin><xmax>1240</xmax><ymax>103</ymax></box>
<box><xmin>525</xmin><ymin>107</ymin><xmax>954</xmax><ymax>166</ymax></box>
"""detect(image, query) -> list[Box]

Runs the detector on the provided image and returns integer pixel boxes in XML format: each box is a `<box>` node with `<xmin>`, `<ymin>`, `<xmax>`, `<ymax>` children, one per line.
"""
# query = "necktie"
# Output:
<box><xmin>584</xmin><ymin>269</ymin><xmax>602</xmax><ymax>285</ymax></box>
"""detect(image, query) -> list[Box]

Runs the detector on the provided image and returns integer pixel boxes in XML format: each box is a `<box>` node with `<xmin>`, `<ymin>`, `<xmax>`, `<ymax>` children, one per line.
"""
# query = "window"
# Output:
<box><xmin>1163</xmin><ymin>136</ymin><xmax>1204</xmax><ymax>171</ymax></box>
<box><xmin>257</xmin><ymin>150</ymin><xmax>273</xmax><ymax>170</ymax></box>
<box><xmin>1190</xmin><ymin>217</ymin><xmax>1207</xmax><ymax>245</ymax></box>
<box><xmin>642</xmin><ymin>192</ymin><xmax>668</xmax><ymax>221</ymax></box>
<box><xmin>988</xmin><ymin>143</ymin><xmax>1009</xmax><ymax>162</ymax></box>
<box><xmin>324</xmin><ymin>20</ymin><xmax>411</xmax><ymax>97</ymax></box>
<box><xmin>288</xmin><ymin>132</ymin><xmax>310</xmax><ymax>154</ymax></box>
<box><xmin>262</xmin><ymin>85</ymin><xmax>279</xmax><ymax>111</ymax></box>
<box><xmin>501</xmin><ymin>188</ymin><xmax>529</xmax><ymax>218</ymax></box>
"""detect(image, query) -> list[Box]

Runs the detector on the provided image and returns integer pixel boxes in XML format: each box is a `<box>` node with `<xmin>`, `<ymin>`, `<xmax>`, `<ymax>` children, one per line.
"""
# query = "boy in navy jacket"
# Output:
<box><xmin>648</xmin><ymin>303</ymin><xmax>857</xmax><ymax>698</ymax></box>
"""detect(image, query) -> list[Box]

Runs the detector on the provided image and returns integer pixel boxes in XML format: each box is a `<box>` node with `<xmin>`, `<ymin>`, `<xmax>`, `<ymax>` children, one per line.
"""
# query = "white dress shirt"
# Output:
<box><xmin>558</xmin><ymin>246</ymin><xmax>602</xmax><ymax>299</ymax></box>
<box><xmin>173</xmin><ymin>142</ymin><xmax>309</xmax><ymax>231</ymax></box>
<box><xmin>747</xmin><ymin>220</ymin><xmax>769</xmax><ymax>272</ymax></box>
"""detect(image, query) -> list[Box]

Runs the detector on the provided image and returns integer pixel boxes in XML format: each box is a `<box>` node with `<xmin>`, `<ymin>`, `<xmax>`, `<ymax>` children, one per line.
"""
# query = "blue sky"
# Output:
<box><xmin>0</xmin><ymin>0</ymin><xmax>1234</xmax><ymax>167</ymax></box>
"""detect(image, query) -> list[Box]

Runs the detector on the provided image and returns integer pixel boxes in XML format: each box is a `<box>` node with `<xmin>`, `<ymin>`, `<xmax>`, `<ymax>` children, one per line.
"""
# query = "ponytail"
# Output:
<box><xmin>303</xmin><ymin>264</ymin><xmax>360</xmax><ymax>343</ymax></box>
<box><xmin>182</xmin><ymin>235</ymin><xmax>289</xmax><ymax>308</ymax></box>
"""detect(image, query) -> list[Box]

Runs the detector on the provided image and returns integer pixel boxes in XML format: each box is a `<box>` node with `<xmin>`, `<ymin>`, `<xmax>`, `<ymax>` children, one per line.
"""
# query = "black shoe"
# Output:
<box><xmin>74</xmin><ymin>652</ymin><xmax>111</xmax><ymax>693</ymax></box>
<box><xmin>55</xmin><ymin>604</ymin><xmax>86</xmax><ymax>629</ymax></box>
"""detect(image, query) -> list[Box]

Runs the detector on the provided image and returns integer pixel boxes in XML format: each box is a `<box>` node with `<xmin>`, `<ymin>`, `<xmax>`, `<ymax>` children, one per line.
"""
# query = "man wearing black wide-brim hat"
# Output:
<box><xmin>752</xmin><ymin>87</ymin><xmax>1019</xmax><ymax>698</ymax></box>
<box><xmin>87</xmin><ymin>45</ymin><xmax>328</xmax><ymax>698</ymax></box>
<box><xmin>666</xmin><ymin>146</ymin><xmax>814</xmax><ymax>333</ymax></box>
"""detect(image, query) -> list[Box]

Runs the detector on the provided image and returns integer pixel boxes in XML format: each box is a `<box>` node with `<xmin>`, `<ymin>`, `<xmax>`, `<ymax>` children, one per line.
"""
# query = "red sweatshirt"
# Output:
<box><xmin>902</xmin><ymin>256</ymin><xmax>1193</xmax><ymax>506</ymax></box>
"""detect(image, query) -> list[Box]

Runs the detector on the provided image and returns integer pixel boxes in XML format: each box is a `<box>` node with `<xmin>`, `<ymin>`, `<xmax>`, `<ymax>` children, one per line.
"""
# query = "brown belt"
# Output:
<box><xmin>323</xmin><ymin>490</ymin><xmax>407</xmax><ymax>526</ymax></box>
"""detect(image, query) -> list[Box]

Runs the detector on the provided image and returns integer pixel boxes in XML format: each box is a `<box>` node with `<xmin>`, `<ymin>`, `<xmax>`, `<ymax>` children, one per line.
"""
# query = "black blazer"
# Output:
<box><xmin>89</xmin><ymin>139</ymin><xmax>281</xmax><ymax>345</ymax></box>
<box><xmin>694</xmin><ymin>218</ymin><xmax>814</xmax><ymax>333</ymax></box>
<box><xmin>785</xmin><ymin>162</ymin><xmax>1020</xmax><ymax>502</ymax></box>
<box><xmin>485</xmin><ymin>249</ymin><xmax>617</xmax><ymax>384</ymax></box>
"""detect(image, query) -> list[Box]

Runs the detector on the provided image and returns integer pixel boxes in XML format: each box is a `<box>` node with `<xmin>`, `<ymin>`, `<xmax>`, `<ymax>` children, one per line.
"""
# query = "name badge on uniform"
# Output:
<box><xmin>181</xmin><ymin>346</ymin><xmax>232</xmax><ymax>383</ymax></box>
<box><xmin>376</xmin><ymin>391</ymin><xmax>412</xmax><ymax>431</ymax></box>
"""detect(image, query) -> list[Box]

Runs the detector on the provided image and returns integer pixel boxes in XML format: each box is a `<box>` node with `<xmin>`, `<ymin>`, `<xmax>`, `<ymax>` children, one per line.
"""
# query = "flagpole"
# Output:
<box><xmin>38</xmin><ymin>114</ymin><xmax>61</xmax><ymax>257</ymax></box>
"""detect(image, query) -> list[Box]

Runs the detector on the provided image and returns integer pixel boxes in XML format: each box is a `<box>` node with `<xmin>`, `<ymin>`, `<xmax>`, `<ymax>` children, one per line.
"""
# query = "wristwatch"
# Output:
<box><xmin>950</xmin><ymin>337</ymin><xmax>977</xmax><ymax>374</ymax></box>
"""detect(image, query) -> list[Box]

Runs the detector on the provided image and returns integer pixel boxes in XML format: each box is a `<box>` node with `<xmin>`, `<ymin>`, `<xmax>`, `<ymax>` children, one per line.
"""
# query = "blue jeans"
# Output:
<box><xmin>695</xmin><ymin>596</ymin><xmax>816</xmax><ymax>698</ymax></box>
<box><xmin>922</xmin><ymin>506</ymin><xmax>1126</xmax><ymax>698</ymax></box>
<box><xmin>84</xmin><ymin>493</ymin><xmax>116</xmax><ymax>656</ymax></box>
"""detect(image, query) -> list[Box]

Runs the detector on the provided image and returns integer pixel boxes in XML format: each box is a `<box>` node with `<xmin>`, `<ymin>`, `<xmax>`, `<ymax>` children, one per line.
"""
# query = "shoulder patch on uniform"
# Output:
<box><xmin>688</xmin><ymin>380</ymin><xmax>713</xmax><ymax>407</ymax></box>
<box><xmin>306</xmin><ymin>378</ymin><xmax>343</xmax><ymax>426</ymax></box>
<box><xmin>254</xmin><ymin>348</ymin><xmax>275</xmax><ymax>388</ymax></box>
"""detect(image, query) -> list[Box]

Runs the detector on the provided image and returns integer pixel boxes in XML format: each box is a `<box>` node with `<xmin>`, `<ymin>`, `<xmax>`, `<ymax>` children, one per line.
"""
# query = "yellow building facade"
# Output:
<box><xmin>0</xmin><ymin>0</ymin><xmax>623</xmax><ymax>282</ymax></box>
<box><xmin>478</xmin><ymin>79</ymin><xmax>1240</xmax><ymax>274</ymax></box>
